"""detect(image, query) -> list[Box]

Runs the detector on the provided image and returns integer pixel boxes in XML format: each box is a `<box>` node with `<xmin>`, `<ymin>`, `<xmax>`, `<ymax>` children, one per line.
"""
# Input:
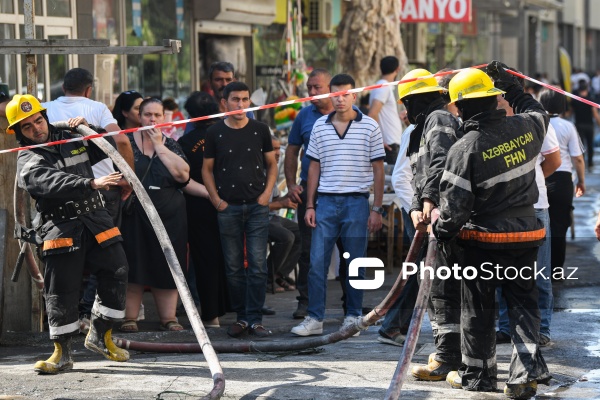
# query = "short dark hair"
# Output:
<box><xmin>538</xmin><ymin>88</ymin><xmax>566</xmax><ymax>115</ymax></box>
<box><xmin>308</xmin><ymin>68</ymin><xmax>331</xmax><ymax>80</ymax></box>
<box><xmin>329</xmin><ymin>73</ymin><xmax>355</xmax><ymax>89</ymax></box>
<box><xmin>162</xmin><ymin>97</ymin><xmax>178</xmax><ymax>111</ymax></box>
<box><xmin>63</xmin><ymin>68</ymin><xmax>94</xmax><ymax>94</ymax></box>
<box><xmin>222</xmin><ymin>81</ymin><xmax>250</xmax><ymax>101</ymax></box>
<box><xmin>184</xmin><ymin>91</ymin><xmax>219</xmax><ymax>127</ymax></box>
<box><xmin>209</xmin><ymin>61</ymin><xmax>235</xmax><ymax>80</ymax></box>
<box><xmin>380</xmin><ymin>56</ymin><xmax>399</xmax><ymax>75</ymax></box>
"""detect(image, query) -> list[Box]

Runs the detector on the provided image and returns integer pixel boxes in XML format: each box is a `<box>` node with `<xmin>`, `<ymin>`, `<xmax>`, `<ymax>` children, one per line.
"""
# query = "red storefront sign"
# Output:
<box><xmin>401</xmin><ymin>0</ymin><xmax>472</xmax><ymax>23</ymax></box>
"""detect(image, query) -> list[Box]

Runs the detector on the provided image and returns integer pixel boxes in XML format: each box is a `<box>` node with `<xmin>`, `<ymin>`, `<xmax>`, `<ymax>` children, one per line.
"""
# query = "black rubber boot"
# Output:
<box><xmin>84</xmin><ymin>315</ymin><xmax>129</xmax><ymax>362</ymax></box>
<box><xmin>34</xmin><ymin>337</ymin><xmax>74</xmax><ymax>374</ymax></box>
<box><xmin>504</xmin><ymin>381</ymin><xmax>537</xmax><ymax>399</ymax></box>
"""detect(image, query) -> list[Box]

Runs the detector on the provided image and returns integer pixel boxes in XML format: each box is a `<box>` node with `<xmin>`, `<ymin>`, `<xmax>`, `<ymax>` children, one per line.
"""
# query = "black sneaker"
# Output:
<box><xmin>539</xmin><ymin>334</ymin><xmax>551</xmax><ymax>347</ymax></box>
<box><xmin>293</xmin><ymin>302</ymin><xmax>308</xmax><ymax>319</ymax></box>
<box><xmin>227</xmin><ymin>321</ymin><xmax>248</xmax><ymax>338</ymax></box>
<box><xmin>504</xmin><ymin>381</ymin><xmax>537</xmax><ymax>399</ymax></box>
<box><xmin>261</xmin><ymin>307</ymin><xmax>276</xmax><ymax>315</ymax></box>
<box><xmin>249</xmin><ymin>323</ymin><xmax>272</xmax><ymax>338</ymax></box>
<box><xmin>496</xmin><ymin>330</ymin><xmax>511</xmax><ymax>344</ymax></box>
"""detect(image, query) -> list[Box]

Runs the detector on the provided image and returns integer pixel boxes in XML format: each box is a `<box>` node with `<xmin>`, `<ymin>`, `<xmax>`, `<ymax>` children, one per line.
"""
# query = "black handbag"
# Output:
<box><xmin>123</xmin><ymin>156</ymin><xmax>154</xmax><ymax>215</ymax></box>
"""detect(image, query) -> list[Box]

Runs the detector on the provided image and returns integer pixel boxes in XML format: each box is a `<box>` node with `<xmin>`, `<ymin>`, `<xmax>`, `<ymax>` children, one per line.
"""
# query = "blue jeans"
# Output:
<box><xmin>497</xmin><ymin>208</ymin><xmax>553</xmax><ymax>338</ymax></box>
<box><xmin>217</xmin><ymin>203</ymin><xmax>269</xmax><ymax>326</ymax></box>
<box><xmin>380</xmin><ymin>209</ymin><xmax>418</xmax><ymax>334</ymax></box>
<box><xmin>307</xmin><ymin>194</ymin><xmax>370</xmax><ymax>320</ymax></box>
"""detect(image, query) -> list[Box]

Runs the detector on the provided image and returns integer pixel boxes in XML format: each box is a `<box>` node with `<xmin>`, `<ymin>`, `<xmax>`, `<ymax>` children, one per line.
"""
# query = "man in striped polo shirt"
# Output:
<box><xmin>291</xmin><ymin>73</ymin><xmax>385</xmax><ymax>336</ymax></box>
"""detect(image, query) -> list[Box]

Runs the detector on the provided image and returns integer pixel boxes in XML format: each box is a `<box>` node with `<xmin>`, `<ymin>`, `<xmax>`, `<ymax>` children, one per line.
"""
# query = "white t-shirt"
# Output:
<box><xmin>306</xmin><ymin>112</ymin><xmax>385</xmax><ymax>194</ymax></box>
<box><xmin>534</xmin><ymin>123</ymin><xmax>559</xmax><ymax>209</ymax></box>
<box><xmin>391</xmin><ymin>124</ymin><xmax>415</xmax><ymax>212</ymax></box>
<box><xmin>369</xmin><ymin>79</ymin><xmax>403</xmax><ymax>145</ymax></box>
<box><xmin>549</xmin><ymin>116</ymin><xmax>584</xmax><ymax>172</ymax></box>
<box><xmin>43</xmin><ymin>96</ymin><xmax>119</xmax><ymax>178</ymax></box>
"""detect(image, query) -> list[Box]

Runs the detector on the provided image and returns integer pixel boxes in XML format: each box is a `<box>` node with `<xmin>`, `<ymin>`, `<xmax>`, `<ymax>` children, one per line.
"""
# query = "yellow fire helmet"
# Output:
<box><xmin>6</xmin><ymin>94</ymin><xmax>46</xmax><ymax>134</ymax></box>
<box><xmin>397</xmin><ymin>69</ymin><xmax>445</xmax><ymax>102</ymax></box>
<box><xmin>448</xmin><ymin>68</ymin><xmax>505</xmax><ymax>104</ymax></box>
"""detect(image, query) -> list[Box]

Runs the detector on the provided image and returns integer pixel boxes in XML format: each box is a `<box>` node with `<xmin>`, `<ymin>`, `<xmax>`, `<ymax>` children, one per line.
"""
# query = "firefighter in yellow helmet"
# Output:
<box><xmin>434</xmin><ymin>62</ymin><xmax>551</xmax><ymax>399</ymax></box>
<box><xmin>9</xmin><ymin>94</ymin><xmax>130</xmax><ymax>374</ymax></box>
<box><xmin>397</xmin><ymin>69</ymin><xmax>464</xmax><ymax>381</ymax></box>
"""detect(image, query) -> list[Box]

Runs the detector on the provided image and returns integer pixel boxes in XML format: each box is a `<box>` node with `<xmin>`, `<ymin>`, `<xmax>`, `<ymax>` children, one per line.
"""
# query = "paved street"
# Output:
<box><xmin>2</xmin><ymin>167</ymin><xmax>600</xmax><ymax>400</ymax></box>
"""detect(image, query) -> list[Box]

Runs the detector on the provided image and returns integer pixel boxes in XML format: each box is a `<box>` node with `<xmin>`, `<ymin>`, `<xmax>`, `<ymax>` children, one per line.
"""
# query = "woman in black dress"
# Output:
<box><xmin>178</xmin><ymin>92</ymin><xmax>228</xmax><ymax>328</ymax></box>
<box><xmin>121</xmin><ymin>98</ymin><xmax>190</xmax><ymax>331</ymax></box>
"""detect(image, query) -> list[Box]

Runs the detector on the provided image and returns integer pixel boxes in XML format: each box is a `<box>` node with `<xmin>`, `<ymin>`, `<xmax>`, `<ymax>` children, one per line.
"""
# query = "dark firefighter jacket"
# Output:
<box><xmin>408</xmin><ymin>98</ymin><xmax>461</xmax><ymax>212</ymax></box>
<box><xmin>433</xmin><ymin>89</ymin><xmax>549</xmax><ymax>249</ymax></box>
<box><xmin>16</xmin><ymin>125</ymin><xmax>122</xmax><ymax>256</ymax></box>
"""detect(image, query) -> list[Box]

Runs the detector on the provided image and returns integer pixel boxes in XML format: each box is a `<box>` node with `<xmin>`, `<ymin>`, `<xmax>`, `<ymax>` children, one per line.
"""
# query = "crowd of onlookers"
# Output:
<box><xmin>35</xmin><ymin>62</ymin><xmax>305</xmax><ymax>337</ymax></box>
<box><xmin>3</xmin><ymin>60</ymin><xmax>599</xmax><ymax>343</ymax></box>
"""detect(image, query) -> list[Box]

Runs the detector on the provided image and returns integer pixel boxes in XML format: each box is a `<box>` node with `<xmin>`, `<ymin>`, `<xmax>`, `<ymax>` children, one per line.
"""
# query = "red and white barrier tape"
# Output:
<box><xmin>2</xmin><ymin>62</ymin><xmax>593</xmax><ymax>154</ymax></box>
<box><xmin>506</xmin><ymin>69</ymin><xmax>600</xmax><ymax>109</ymax></box>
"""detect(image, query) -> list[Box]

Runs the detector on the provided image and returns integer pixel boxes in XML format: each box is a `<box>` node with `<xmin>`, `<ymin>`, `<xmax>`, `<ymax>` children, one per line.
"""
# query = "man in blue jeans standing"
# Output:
<box><xmin>285</xmin><ymin>68</ymin><xmax>335</xmax><ymax>318</ymax></box>
<box><xmin>291</xmin><ymin>73</ymin><xmax>385</xmax><ymax>336</ymax></box>
<box><xmin>202</xmin><ymin>81</ymin><xmax>278</xmax><ymax>338</ymax></box>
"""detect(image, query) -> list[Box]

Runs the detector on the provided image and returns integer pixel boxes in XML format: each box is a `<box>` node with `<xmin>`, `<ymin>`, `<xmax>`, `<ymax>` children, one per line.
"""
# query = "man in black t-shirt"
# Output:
<box><xmin>202</xmin><ymin>81</ymin><xmax>278</xmax><ymax>338</ymax></box>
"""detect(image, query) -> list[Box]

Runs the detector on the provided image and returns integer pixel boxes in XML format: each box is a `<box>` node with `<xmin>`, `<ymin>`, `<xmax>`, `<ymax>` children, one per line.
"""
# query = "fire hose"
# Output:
<box><xmin>112</xmin><ymin>230</ymin><xmax>427</xmax><ymax>354</ymax></box>
<box><xmin>386</xmin><ymin>209</ymin><xmax>440</xmax><ymax>400</ymax></box>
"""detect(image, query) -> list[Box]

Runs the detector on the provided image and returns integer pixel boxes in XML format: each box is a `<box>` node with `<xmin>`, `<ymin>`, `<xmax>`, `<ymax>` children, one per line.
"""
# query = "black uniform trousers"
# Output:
<box><xmin>428</xmin><ymin>240</ymin><xmax>462</xmax><ymax>367</ymax></box>
<box><xmin>459</xmin><ymin>245</ymin><xmax>550</xmax><ymax>390</ymax></box>
<box><xmin>546</xmin><ymin>171</ymin><xmax>574</xmax><ymax>271</ymax></box>
<box><xmin>45</xmin><ymin>229</ymin><xmax>128</xmax><ymax>340</ymax></box>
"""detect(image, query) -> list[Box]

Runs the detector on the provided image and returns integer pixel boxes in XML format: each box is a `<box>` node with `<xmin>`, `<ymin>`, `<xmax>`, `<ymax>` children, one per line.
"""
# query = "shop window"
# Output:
<box><xmin>123</xmin><ymin>0</ymin><xmax>192</xmax><ymax>102</ymax></box>
<box><xmin>47</xmin><ymin>0</ymin><xmax>71</xmax><ymax>17</ymax></box>
<box><xmin>92</xmin><ymin>0</ymin><xmax>120</xmax><ymax>42</ymax></box>
<box><xmin>19</xmin><ymin>25</ymin><xmax>45</xmax><ymax>99</ymax></box>
<box><xmin>48</xmin><ymin>34</ymin><xmax>68</xmax><ymax>100</ymax></box>
<box><xmin>0</xmin><ymin>0</ymin><xmax>13</xmax><ymax>13</ymax></box>
<box><xmin>18</xmin><ymin>0</ymin><xmax>43</xmax><ymax>16</ymax></box>
<box><xmin>0</xmin><ymin>24</ymin><xmax>16</xmax><ymax>94</ymax></box>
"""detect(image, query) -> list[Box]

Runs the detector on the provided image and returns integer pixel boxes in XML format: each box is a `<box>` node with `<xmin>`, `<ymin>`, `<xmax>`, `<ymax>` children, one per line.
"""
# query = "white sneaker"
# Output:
<box><xmin>342</xmin><ymin>316</ymin><xmax>361</xmax><ymax>337</ymax></box>
<box><xmin>291</xmin><ymin>316</ymin><xmax>323</xmax><ymax>336</ymax></box>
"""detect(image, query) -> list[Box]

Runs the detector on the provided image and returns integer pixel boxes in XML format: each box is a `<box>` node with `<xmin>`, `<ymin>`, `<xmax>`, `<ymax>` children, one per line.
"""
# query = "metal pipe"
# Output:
<box><xmin>53</xmin><ymin>122</ymin><xmax>225</xmax><ymax>400</ymax></box>
<box><xmin>385</xmin><ymin>209</ymin><xmax>440</xmax><ymax>400</ymax></box>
